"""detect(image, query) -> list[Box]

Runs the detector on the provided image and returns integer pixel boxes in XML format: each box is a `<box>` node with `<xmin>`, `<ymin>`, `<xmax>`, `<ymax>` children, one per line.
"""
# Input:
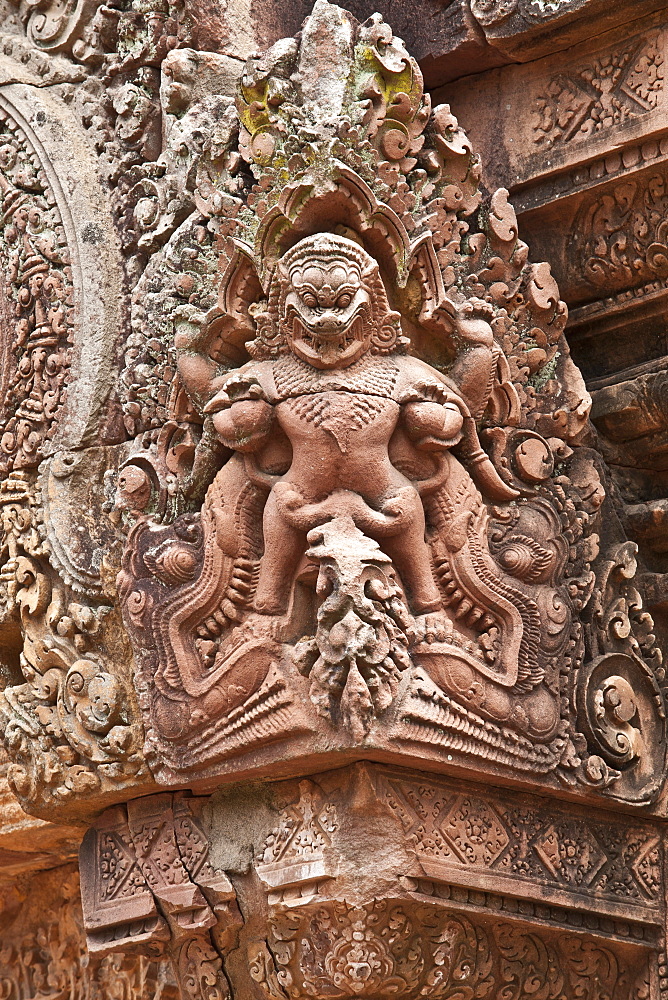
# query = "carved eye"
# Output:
<box><xmin>337</xmin><ymin>293</ymin><xmax>352</xmax><ymax>308</ymax></box>
<box><xmin>302</xmin><ymin>293</ymin><xmax>318</xmax><ymax>308</ymax></box>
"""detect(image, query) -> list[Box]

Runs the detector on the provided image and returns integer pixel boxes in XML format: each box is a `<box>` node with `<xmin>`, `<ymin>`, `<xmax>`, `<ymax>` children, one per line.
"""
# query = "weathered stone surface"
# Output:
<box><xmin>99</xmin><ymin>0</ymin><xmax>664</xmax><ymax>812</ymax></box>
<box><xmin>0</xmin><ymin>0</ymin><xmax>667</xmax><ymax>996</ymax></box>
<box><xmin>0</xmin><ymin>863</ymin><xmax>181</xmax><ymax>998</ymax></box>
<box><xmin>80</xmin><ymin>764</ymin><xmax>663</xmax><ymax>999</ymax></box>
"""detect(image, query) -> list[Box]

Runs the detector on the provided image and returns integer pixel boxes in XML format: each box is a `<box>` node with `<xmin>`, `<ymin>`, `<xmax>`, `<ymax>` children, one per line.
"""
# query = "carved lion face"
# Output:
<box><xmin>280</xmin><ymin>237</ymin><xmax>374</xmax><ymax>369</ymax></box>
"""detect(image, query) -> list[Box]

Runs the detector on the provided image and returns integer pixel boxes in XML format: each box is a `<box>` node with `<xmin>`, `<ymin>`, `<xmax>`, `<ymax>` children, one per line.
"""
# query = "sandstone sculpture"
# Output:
<box><xmin>0</xmin><ymin>0</ymin><xmax>667</xmax><ymax>996</ymax></box>
<box><xmin>108</xmin><ymin>0</ymin><xmax>664</xmax><ymax>807</ymax></box>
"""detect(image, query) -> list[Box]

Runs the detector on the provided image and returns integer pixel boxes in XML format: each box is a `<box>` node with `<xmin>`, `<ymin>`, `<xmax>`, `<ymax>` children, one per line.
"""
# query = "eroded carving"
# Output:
<box><xmin>247</xmin><ymin>764</ymin><xmax>657</xmax><ymax>1000</ymax></box>
<box><xmin>80</xmin><ymin>793</ymin><xmax>241</xmax><ymax>999</ymax></box>
<box><xmin>0</xmin><ymin>80</ymin><xmax>147</xmax><ymax>814</ymax></box>
<box><xmin>0</xmin><ymin>864</ymin><xmax>180</xmax><ymax>999</ymax></box>
<box><xmin>0</xmin><ymin>470</ymin><xmax>147</xmax><ymax>812</ymax></box>
<box><xmin>111</xmin><ymin>0</ymin><xmax>666</xmax><ymax>802</ymax></box>
<box><xmin>0</xmin><ymin>102</ymin><xmax>73</xmax><ymax>474</ymax></box>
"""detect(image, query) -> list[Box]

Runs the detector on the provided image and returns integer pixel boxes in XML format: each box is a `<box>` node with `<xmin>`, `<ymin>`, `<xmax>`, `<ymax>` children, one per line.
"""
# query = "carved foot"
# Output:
<box><xmin>408</xmin><ymin>611</ymin><xmax>454</xmax><ymax>646</ymax></box>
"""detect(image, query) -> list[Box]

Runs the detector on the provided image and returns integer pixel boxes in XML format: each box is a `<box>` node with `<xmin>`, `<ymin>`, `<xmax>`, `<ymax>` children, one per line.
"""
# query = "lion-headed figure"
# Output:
<box><xmin>247</xmin><ymin>234</ymin><xmax>409</xmax><ymax>366</ymax></box>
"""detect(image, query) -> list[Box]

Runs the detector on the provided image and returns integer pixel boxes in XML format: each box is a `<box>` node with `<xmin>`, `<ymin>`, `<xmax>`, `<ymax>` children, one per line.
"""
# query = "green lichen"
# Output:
<box><xmin>530</xmin><ymin>351</ymin><xmax>559</xmax><ymax>391</ymax></box>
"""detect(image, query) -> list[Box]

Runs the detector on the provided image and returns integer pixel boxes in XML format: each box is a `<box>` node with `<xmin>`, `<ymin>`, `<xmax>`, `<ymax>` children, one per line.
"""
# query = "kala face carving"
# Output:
<box><xmin>282</xmin><ymin>240</ymin><xmax>373</xmax><ymax>369</ymax></box>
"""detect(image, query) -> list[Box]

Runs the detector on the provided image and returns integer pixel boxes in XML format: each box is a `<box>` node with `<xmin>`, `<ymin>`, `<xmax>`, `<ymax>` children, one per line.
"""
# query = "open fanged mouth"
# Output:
<box><xmin>288</xmin><ymin>313</ymin><xmax>370</xmax><ymax>367</ymax></box>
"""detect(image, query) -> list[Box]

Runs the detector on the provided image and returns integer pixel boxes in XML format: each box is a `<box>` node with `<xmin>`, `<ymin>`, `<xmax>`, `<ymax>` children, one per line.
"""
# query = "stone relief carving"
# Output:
<box><xmin>571</xmin><ymin>169</ymin><xmax>668</xmax><ymax>293</ymax></box>
<box><xmin>12</xmin><ymin>0</ymin><xmax>191</xmax><ymax>69</ymax></box>
<box><xmin>81</xmin><ymin>765</ymin><xmax>659</xmax><ymax>1000</ymax></box>
<box><xmin>0</xmin><ymin>0</ymin><xmax>662</xmax><ymax>819</ymax></box>
<box><xmin>248</xmin><ymin>767</ymin><xmax>657</xmax><ymax>999</ymax></box>
<box><xmin>106</xmin><ymin>0</ymin><xmax>666</xmax><ymax>803</ymax></box>
<box><xmin>0</xmin><ymin>864</ymin><xmax>180</xmax><ymax>999</ymax></box>
<box><xmin>0</xmin><ymin>468</ymin><xmax>146</xmax><ymax>812</ymax></box>
<box><xmin>471</xmin><ymin>0</ymin><xmax>582</xmax><ymax>28</ymax></box>
<box><xmin>0</xmin><ymin>83</ymin><xmax>147</xmax><ymax>815</ymax></box>
<box><xmin>533</xmin><ymin>31</ymin><xmax>664</xmax><ymax>148</ymax></box>
<box><xmin>0</xmin><ymin>0</ymin><xmax>667</xmax><ymax>997</ymax></box>
<box><xmin>80</xmin><ymin>793</ymin><xmax>242</xmax><ymax>1000</ymax></box>
<box><xmin>0</xmin><ymin>101</ymin><xmax>73</xmax><ymax>475</ymax></box>
<box><xmin>377</xmin><ymin>767</ymin><xmax>662</xmax><ymax>909</ymax></box>
<box><xmin>251</xmin><ymin>904</ymin><xmax>651</xmax><ymax>1000</ymax></box>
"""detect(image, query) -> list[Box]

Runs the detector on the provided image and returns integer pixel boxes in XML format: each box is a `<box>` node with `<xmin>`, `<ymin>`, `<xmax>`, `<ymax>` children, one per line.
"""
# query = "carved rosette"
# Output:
<box><xmin>112</xmin><ymin>0</ymin><xmax>666</xmax><ymax>805</ymax></box>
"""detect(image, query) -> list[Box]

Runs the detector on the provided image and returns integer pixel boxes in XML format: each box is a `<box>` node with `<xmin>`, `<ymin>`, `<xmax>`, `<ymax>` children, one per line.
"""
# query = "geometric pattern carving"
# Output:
<box><xmin>440</xmin><ymin>795</ymin><xmax>510</xmax><ymax>866</ymax></box>
<box><xmin>379</xmin><ymin>770</ymin><xmax>662</xmax><ymax>913</ymax></box>
<box><xmin>247</xmin><ymin>763</ymin><xmax>659</xmax><ymax>1000</ymax></box>
<box><xmin>80</xmin><ymin>794</ymin><xmax>242</xmax><ymax>999</ymax></box>
<box><xmin>256</xmin><ymin>778</ymin><xmax>339</xmax><ymax>894</ymax></box>
<box><xmin>534</xmin><ymin>820</ymin><xmax>607</xmax><ymax>887</ymax></box>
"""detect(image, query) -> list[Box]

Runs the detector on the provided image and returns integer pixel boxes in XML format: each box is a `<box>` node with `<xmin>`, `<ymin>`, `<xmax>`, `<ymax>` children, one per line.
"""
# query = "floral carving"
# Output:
<box><xmin>0</xmin><ymin>105</ymin><xmax>74</xmax><ymax>474</ymax></box>
<box><xmin>575</xmin><ymin>540</ymin><xmax>667</xmax><ymax>800</ymax></box>
<box><xmin>0</xmin><ymin>866</ymin><xmax>180</xmax><ymax>1000</ymax></box>
<box><xmin>0</xmin><ymin>0</ymin><xmax>667</xmax><ymax>997</ymax></box>
<box><xmin>250</xmin><ymin>897</ymin><xmax>649</xmax><ymax>1000</ymax></box>
<box><xmin>572</xmin><ymin>170</ymin><xmax>668</xmax><ymax>293</ymax></box>
<box><xmin>470</xmin><ymin>0</ymin><xmax>586</xmax><ymax>29</ymax></box>
<box><xmin>533</xmin><ymin>33</ymin><xmax>664</xmax><ymax>148</ymax></box>
<box><xmin>250</xmin><ymin>901</ymin><xmax>495</xmax><ymax>999</ymax></box>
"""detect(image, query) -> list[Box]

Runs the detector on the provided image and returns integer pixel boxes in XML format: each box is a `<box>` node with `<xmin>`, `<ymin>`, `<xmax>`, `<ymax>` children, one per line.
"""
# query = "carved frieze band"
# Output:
<box><xmin>533</xmin><ymin>32</ymin><xmax>664</xmax><ymax>149</ymax></box>
<box><xmin>80</xmin><ymin>793</ymin><xmax>241</xmax><ymax>1000</ymax></box>
<box><xmin>80</xmin><ymin>768</ymin><xmax>661</xmax><ymax>1000</ymax></box>
<box><xmin>251</xmin><ymin>765</ymin><xmax>659</xmax><ymax>998</ymax></box>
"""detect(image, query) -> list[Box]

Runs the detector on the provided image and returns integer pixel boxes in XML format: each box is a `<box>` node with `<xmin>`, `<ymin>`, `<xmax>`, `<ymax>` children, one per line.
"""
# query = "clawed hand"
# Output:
<box><xmin>204</xmin><ymin>374</ymin><xmax>266</xmax><ymax>414</ymax></box>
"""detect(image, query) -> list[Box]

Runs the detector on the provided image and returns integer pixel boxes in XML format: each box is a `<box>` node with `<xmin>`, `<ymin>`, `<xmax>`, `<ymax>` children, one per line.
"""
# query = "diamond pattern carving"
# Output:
<box><xmin>631</xmin><ymin>837</ymin><xmax>661</xmax><ymax>898</ymax></box>
<box><xmin>440</xmin><ymin>796</ymin><xmax>510</xmax><ymax>866</ymax></box>
<box><xmin>534</xmin><ymin>821</ymin><xmax>607</xmax><ymax>887</ymax></box>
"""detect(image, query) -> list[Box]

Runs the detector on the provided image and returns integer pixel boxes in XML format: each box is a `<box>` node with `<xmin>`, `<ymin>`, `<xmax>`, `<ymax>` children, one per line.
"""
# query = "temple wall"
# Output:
<box><xmin>0</xmin><ymin>1</ymin><xmax>667</xmax><ymax>997</ymax></box>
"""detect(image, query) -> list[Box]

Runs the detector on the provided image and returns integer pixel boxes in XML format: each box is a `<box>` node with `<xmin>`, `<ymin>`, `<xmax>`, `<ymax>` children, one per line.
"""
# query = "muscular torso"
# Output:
<box><xmin>276</xmin><ymin>390</ymin><xmax>405</xmax><ymax>503</ymax></box>
<box><xmin>212</xmin><ymin>352</ymin><xmax>464</xmax><ymax>502</ymax></box>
